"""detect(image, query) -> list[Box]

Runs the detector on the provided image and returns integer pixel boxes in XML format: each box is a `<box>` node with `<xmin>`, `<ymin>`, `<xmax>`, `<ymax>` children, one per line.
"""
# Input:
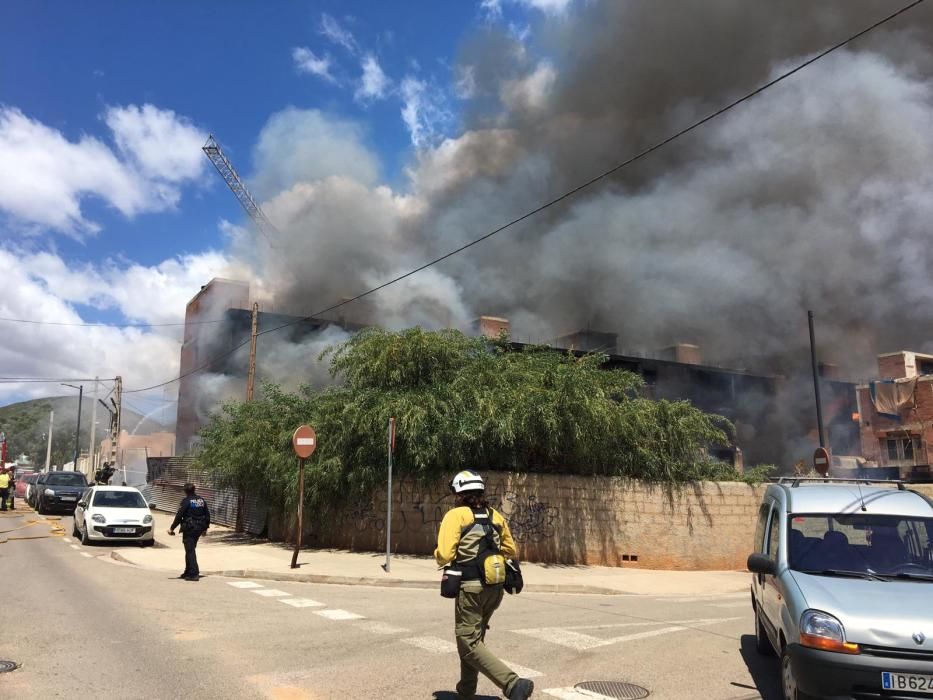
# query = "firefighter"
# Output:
<box><xmin>434</xmin><ymin>469</ymin><xmax>534</xmax><ymax>700</ymax></box>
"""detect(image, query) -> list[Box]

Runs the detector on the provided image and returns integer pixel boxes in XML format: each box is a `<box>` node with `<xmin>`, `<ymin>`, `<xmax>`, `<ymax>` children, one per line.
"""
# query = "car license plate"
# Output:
<box><xmin>113</xmin><ymin>527</ymin><xmax>136</xmax><ymax>534</ymax></box>
<box><xmin>883</xmin><ymin>672</ymin><xmax>933</xmax><ymax>693</ymax></box>
<box><xmin>60</xmin><ymin>496</ymin><xmax>77</xmax><ymax>501</ymax></box>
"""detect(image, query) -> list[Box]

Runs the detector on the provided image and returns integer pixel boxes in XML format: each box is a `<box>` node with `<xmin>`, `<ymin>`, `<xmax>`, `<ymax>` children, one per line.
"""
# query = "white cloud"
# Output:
<box><xmin>400</xmin><ymin>77</ymin><xmax>453</xmax><ymax>148</ymax></box>
<box><xmin>104</xmin><ymin>104</ymin><xmax>205</xmax><ymax>183</ymax></box>
<box><xmin>483</xmin><ymin>0</ymin><xmax>574</xmax><ymax>18</ymax></box>
<box><xmin>292</xmin><ymin>47</ymin><xmax>336</xmax><ymax>83</ymax></box>
<box><xmin>355</xmin><ymin>53</ymin><xmax>392</xmax><ymax>102</ymax></box>
<box><xmin>320</xmin><ymin>13</ymin><xmax>358</xmax><ymax>54</ymax></box>
<box><xmin>0</xmin><ymin>105</ymin><xmax>206</xmax><ymax>236</ymax></box>
<box><xmin>0</xmin><ymin>245</ymin><xmax>240</xmax><ymax>405</ymax></box>
<box><xmin>500</xmin><ymin>60</ymin><xmax>557</xmax><ymax>112</ymax></box>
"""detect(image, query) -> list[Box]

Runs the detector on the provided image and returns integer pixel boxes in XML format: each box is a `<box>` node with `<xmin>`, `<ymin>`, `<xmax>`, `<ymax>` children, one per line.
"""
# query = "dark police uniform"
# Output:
<box><xmin>170</xmin><ymin>493</ymin><xmax>211</xmax><ymax>579</ymax></box>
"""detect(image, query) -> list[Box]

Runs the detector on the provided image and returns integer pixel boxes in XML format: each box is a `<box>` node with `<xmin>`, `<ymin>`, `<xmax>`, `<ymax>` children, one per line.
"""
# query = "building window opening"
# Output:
<box><xmin>883</xmin><ymin>436</ymin><xmax>921</xmax><ymax>466</ymax></box>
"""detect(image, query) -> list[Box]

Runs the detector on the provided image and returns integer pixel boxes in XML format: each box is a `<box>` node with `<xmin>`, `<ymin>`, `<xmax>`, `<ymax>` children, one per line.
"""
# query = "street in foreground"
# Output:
<box><xmin>1</xmin><ymin>512</ymin><xmax>780</xmax><ymax>699</ymax></box>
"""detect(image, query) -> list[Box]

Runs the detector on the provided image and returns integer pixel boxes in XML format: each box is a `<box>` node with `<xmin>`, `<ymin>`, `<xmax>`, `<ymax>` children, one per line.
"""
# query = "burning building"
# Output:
<box><xmin>856</xmin><ymin>351</ymin><xmax>933</xmax><ymax>481</ymax></box>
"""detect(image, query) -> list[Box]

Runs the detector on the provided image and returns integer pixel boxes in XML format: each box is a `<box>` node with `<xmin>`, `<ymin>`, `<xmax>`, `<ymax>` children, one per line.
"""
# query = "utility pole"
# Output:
<box><xmin>246</xmin><ymin>301</ymin><xmax>259</xmax><ymax>401</ymax></box>
<box><xmin>808</xmin><ymin>311</ymin><xmax>827</xmax><ymax>449</ymax></box>
<box><xmin>62</xmin><ymin>383</ymin><xmax>84</xmax><ymax>467</ymax></box>
<box><xmin>44</xmin><ymin>410</ymin><xmax>53</xmax><ymax>470</ymax></box>
<box><xmin>87</xmin><ymin>377</ymin><xmax>98</xmax><ymax>481</ymax></box>
<box><xmin>107</xmin><ymin>377</ymin><xmax>123</xmax><ymax>481</ymax></box>
<box><xmin>114</xmin><ymin>376</ymin><xmax>123</xmax><ymax>483</ymax></box>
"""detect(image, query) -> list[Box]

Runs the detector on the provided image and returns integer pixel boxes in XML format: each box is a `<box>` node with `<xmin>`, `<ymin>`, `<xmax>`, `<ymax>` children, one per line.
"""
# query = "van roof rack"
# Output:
<box><xmin>770</xmin><ymin>477</ymin><xmax>907</xmax><ymax>490</ymax></box>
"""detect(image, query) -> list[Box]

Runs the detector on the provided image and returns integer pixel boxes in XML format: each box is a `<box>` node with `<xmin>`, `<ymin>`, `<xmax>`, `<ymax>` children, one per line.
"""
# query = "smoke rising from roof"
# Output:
<box><xmin>233</xmin><ymin>1</ymin><xmax>933</xmax><ymax>398</ymax></box>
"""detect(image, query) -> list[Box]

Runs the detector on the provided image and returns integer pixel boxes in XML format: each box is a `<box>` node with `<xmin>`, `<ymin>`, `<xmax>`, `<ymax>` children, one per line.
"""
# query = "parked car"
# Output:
<box><xmin>73</xmin><ymin>485</ymin><xmax>155</xmax><ymax>546</ymax></box>
<box><xmin>24</xmin><ymin>473</ymin><xmax>41</xmax><ymax>508</ymax></box>
<box><xmin>748</xmin><ymin>478</ymin><xmax>933</xmax><ymax>699</ymax></box>
<box><xmin>15</xmin><ymin>471</ymin><xmax>38</xmax><ymax>500</ymax></box>
<box><xmin>34</xmin><ymin>471</ymin><xmax>88</xmax><ymax>514</ymax></box>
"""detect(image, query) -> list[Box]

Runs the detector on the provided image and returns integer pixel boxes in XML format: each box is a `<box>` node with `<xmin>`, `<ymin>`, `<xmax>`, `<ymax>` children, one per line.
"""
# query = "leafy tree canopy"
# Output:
<box><xmin>195</xmin><ymin>328</ymin><xmax>765</xmax><ymax>517</ymax></box>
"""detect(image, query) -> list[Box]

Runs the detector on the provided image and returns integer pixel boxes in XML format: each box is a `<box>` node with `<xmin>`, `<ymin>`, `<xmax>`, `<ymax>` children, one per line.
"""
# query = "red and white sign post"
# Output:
<box><xmin>291</xmin><ymin>425</ymin><xmax>317</xmax><ymax>569</ymax></box>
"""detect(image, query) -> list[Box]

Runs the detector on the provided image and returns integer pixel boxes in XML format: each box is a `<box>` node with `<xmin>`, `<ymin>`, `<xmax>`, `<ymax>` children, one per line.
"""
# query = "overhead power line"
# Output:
<box><xmin>0</xmin><ymin>315</ymin><xmax>226</xmax><ymax>328</ymax></box>
<box><xmin>124</xmin><ymin>0</ymin><xmax>925</xmax><ymax>394</ymax></box>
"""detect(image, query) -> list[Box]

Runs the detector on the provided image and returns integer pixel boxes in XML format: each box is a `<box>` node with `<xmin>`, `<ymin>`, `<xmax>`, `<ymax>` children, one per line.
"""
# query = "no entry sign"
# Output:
<box><xmin>813</xmin><ymin>446</ymin><xmax>830</xmax><ymax>477</ymax></box>
<box><xmin>292</xmin><ymin>425</ymin><xmax>317</xmax><ymax>459</ymax></box>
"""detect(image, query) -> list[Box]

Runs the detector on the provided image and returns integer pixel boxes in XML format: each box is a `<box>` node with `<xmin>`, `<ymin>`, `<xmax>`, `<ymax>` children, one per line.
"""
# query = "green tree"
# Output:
<box><xmin>196</xmin><ymin>328</ymin><xmax>762</xmax><ymax>519</ymax></box>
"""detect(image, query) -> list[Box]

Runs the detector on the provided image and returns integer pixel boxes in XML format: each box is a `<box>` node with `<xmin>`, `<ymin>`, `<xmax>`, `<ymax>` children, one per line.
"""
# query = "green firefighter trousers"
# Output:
<box><xmin>454</xmin><ymin>583</ymin><xmax>519</xmax><ymax>699</ymax></box>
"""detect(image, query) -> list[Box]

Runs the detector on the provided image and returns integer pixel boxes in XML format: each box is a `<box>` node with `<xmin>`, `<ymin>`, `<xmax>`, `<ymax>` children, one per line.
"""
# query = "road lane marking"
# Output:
<box><xmin>354</xmin><ymin>621</ymin><xmax>410</xmax><ymax>635</ymax></box>
<box><xmin>544</xmin><ymin>688</ymin><xmax>614</xmax><ymax>699</ymax></box>
<box><xmin>278</xmin><ymin>598</ymin><xmax>325</xmax><ymax>608</ymax></box>
<box><xmin>251</xmin><ymin>589</ymin><xmax>290</xmax><ymax>598</ymax></box>
<box><xmin>712</xmin><ymin>601</ymin><xmax>749</xmax><ymax>609</ymax></box>
<box><xmin>80</xmin><ymin>553</ymin><xmax>92</xmax><ymax>558</ymax></box>
<box><xmin>667</xmin><ymin>592</ymin><xmax>748</xmax><ymax>603</ymax></box>
<box><xmin>511</xmin><ymin>617</ymin><xmax>741</xmax><ymax>650</ymax></box>
<box><xmin>69</xmin><ymin>544</ymin><xmax>80</xmax><ymax>550</ymax></box>
<box><xmin>502</xmin><ymin>661</ymin><xmax>543</xmax><ymax>678</ymax></box>
<box><xmin>401</xmin><ymin>636</ymin><xmax>457</xmax><ymax>654</ymax></box>
<box><xmin>227</xmin><ymin>581</ymin><xmax>264</xmax><ymax>589</ymax></box>
<box><xmin>314</xmin><ymin>609</ymin><xmax>364</xmax><ymax>621</ymax></box>
<box><xmin>63</xmin><ymin>537</ymin><xmax>73</xmax><ymax>543</ymax></box>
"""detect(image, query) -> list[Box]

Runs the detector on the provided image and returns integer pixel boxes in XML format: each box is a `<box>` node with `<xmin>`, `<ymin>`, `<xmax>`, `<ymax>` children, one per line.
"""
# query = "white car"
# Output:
<box><xmin>73</xmin><ymin>485</ymin><xmax>155</xmax><ymax>546</ymax></box>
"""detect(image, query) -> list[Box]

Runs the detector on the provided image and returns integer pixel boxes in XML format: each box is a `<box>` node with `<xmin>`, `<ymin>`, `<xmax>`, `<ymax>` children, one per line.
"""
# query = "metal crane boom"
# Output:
<box><xmin>202</xmin><ymin>134</ymin><xmax>277</xmax><ymax>245</ymax></box>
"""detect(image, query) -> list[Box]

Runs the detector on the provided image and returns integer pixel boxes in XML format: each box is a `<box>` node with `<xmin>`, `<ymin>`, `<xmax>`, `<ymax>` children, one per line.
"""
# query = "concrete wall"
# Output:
<box><xmin>276</xmin><ymin>474</ymin><xmax>933</xmax><ymax>570</ymax></box>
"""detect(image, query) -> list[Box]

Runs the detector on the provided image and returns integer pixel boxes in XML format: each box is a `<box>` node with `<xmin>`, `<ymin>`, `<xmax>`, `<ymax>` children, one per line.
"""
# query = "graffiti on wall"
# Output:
<box><xmin>336</xmin><ymin>478</ymin><xmax>559</xmax><ymax>544</ymax></box>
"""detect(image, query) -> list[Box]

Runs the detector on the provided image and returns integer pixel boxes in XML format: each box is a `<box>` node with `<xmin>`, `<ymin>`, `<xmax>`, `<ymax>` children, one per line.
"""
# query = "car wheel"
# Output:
<box><xmin>755</xmin><ymin>610</ymin><xmax>776</xmax><ymax>657</ymax></box>
<box><xmin>37</xmin><ymin>498</ymin><xmax>46</xmax><ymax>515</ymax></box>
<box><xmin>80</xmin><ymin>522</ymin><xmax>91</xmax><ymax>546</ymax></box>
<box><xmin>781</xmin><ymin>646</ymin><xmax>814</xmax><ymax>700</ymax></box>
<box><xmin>72</xmin><ymin>519</ymin><xmax>79</xmax><ymax>538</ymax></box>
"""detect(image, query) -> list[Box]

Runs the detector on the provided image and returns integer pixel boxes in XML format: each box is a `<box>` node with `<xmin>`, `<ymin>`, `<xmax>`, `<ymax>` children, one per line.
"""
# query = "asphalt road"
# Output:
<box><xmin>1</xmin><ymin>511</ymin><xmax>783</xmax><ymax>700</ymax></box>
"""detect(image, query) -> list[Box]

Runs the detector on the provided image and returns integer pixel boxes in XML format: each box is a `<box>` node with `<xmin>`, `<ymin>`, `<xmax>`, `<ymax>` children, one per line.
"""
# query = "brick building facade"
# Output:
<box><xmin>857</xmin><ymin>351</ymin><xmax>933</xmax><ymax>481</ymax></box>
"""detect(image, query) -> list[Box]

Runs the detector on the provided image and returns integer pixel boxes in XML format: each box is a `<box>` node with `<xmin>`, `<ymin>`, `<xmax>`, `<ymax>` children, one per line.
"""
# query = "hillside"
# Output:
<box><xmin>0</xmin><ymin>396</ymin><xmax>169</xmax><ymax>467</ymax></box>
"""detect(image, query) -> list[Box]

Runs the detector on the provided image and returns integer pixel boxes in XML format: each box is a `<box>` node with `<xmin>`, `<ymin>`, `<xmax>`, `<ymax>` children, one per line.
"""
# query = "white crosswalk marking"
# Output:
<box><xmin>80</xmin><ymin>553</ymin><xmax>92</xmax><ymax>558</ymax></box>
<box><xmin>251</xmin><ymin>589</ymin><xmax>290</xmax><ymax>598</ymax></box>
<box><xmin>401</xmin><ymin>636</ymin><xmax>458</xmax><ymax>654</ymax></box>
<box><xmin>227</xmin><ymin>581</ymin><xmax>264</xmax><ymax>589</ymax></box>
<box><xmin>712</xmin><ymin>601</ymin><xmax>749</xmax><ymax>609</ymax></box>
<box><xmin>63</xmin><ymin>537</ymin><xmax>73</xmax><ymax>543</ymax></box>
<box><xmin>314</xmin><ymin>609</ymin><xmax>365</xmax><ymax>621</ymax></box>
<box><xmin>511</xmin><ymin>618</ymin><xmax>741</xmax><ymax>651</ymax></box>
<box><xmin>544</xmin><ymin>688</ymin><xmax>614</xmax><ymax>699</ymax></box>
<box><xmin>355</xmin><ymin>621</ymin><xmax>410</xmax><ymax>635</ymax></box>
<box><xmin>502</xmin><ymin>661</ymin><xmax>542</xmax><ymax>679</ymax></box>
<box><xmin>278</xmin><ymin>598</ymin><xmax>325</xmax><ymax>608</ymax></box>
<box><xmin>667</xmin><ymin>592</ymin><xmax>747</xmax><ymax>603</ymax></box>
<box><xmin>69</xmin><ymin>544</ymin><xmax>80</xmax><ymax>550</ymax></box>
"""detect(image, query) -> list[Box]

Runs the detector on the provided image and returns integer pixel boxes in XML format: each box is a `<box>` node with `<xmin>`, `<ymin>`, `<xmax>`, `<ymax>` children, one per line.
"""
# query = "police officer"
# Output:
<box><xmin>168</xmin><ymin>483</ymin><xmax>211</xmax><ymax>581</ymax></box>
<box><xmin>434</xmin><ymin>469</ymin><xmax>534</xmax><ymax>700</ymax></box>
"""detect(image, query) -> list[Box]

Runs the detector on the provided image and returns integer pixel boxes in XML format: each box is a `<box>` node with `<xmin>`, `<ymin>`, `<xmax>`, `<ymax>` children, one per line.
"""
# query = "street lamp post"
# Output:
<box><xmin>62</xmin><ymin>383</ymin><xmax>84</xmax><ymax>469</ymax></box>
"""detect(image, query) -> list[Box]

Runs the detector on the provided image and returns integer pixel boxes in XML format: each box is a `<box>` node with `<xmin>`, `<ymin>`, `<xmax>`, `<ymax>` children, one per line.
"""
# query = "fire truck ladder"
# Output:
<box><xmin>202</xmin><ymin>134</ymin><xmax>278</xmax><ymax>246</ymax></box>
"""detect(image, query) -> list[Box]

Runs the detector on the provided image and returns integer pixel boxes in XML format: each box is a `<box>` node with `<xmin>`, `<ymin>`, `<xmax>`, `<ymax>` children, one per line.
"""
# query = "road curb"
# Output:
<box><xmin>108</xmin><ymin>553</ymin><xmax>631</xmax><ymax>595</ymax></box>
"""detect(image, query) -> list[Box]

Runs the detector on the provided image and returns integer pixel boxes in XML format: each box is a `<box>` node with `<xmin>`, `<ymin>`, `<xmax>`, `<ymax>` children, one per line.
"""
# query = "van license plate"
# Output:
<box><xmin>113</xmin><ymin>527</ymin><xmax>135</xmax><ymax>534</ymax></box>
<box><xmin>883</xmin><ymin>672</ymin><xmax>933</xmax><ymax>693</ymax></box>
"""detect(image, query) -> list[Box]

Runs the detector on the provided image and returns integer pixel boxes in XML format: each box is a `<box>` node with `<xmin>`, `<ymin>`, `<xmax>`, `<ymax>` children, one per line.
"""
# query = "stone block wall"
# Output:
<box><xmin>273</xmin><ymin>475</ymin><xmax>933</xmax><ymax>571</ymax></box>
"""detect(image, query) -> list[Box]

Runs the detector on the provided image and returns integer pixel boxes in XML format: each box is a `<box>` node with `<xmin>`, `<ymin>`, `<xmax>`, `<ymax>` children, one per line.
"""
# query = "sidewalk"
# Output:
<box><xmin>111</xmin><ymin>512</ymin><xmax>750</xmax><ymax>597</ymax></box>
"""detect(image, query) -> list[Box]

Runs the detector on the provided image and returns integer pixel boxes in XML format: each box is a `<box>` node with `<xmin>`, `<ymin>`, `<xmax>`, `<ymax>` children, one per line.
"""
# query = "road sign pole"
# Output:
<box><xmin>290</xmin><ymin>425</ymin><xmax>317</xmax><ymax>570</ymax></box>
<box><xmin>383</xmin><ymin>417</ymin><xmax>396</xmax><ymax>574</ymax></box>
<box><xmin>291</xmin><ymin>457</ymin><xmax>305</xmax><ymax>569</ymax></box>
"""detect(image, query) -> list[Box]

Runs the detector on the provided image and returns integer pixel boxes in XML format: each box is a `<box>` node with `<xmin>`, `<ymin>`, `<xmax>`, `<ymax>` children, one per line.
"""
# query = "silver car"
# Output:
<box><xmin>748</xmin><ymin>478</ymin><xmax>933</xmax><ymax>699</ymax></box>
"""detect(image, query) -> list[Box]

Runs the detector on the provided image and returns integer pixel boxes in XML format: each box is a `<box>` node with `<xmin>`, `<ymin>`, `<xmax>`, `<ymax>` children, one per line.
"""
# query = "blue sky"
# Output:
<box><xmin>0</xmin><ymin>1</ymin><xmax>496</xmax><ymax>268</ymax></box>
<box><xmin>0</xmin><ymin>0</ymin><xmax>565</xmax><ymax>404</ymax></box>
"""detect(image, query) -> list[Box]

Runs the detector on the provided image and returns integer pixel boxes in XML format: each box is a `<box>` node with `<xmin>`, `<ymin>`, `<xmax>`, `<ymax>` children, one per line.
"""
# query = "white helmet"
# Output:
<box><xmin>450</xmin><ymin>469</ymin><xmax>485</xmax><ymax>494</ymax></box>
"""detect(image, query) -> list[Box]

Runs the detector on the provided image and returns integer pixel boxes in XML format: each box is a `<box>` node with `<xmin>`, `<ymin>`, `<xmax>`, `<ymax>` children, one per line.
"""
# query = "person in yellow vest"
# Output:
<box><xmin>434</xmin><ymin>469</ymin><xmax>534</xmax><ymax>700</ymax></box>
<box><xmin>0</xmin><ymin>467</ymin><xmax>10</xmax><ymax>512</ymax></box>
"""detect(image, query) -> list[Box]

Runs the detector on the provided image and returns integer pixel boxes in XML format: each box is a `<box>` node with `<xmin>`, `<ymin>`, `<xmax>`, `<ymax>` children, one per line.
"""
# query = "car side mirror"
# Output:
<box><xmin>149</xmin><ymin>502</ymin><xmax>156</xmax><ymax>509</ymax></box>
<box><xmin>747</xmin><ymin>553</ymin><xmax>777</xmax><ymax>576</ymax></box>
